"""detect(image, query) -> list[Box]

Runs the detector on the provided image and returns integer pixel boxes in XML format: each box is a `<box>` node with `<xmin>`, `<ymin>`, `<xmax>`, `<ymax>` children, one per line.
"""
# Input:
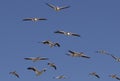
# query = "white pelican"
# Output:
<box><xmin>27</xmin><ymin>67</ymin><xmax>46</xmax><ymax>76</ymax></box>
<box><xmin>46</xmin><ymin>3</ymin><xmax>70</xmax><ymax>11</ymax></box>
<box><xmin>40</xmin><ymin>40</ymin><xmax>60</xmax><ymax>47</ymax></box>
<box><xmin>89</xmin><ymin>72</ymin><xmax>100</xmax><ymax>78</ymax></box>
<box><xmin>24</xmin><ymin>57</ymin><xmax>49</xmax><ymax>62</ymax></box>
<box><xmin>48</xmin><ymin>62</ymin><xmax>57</xmax><ymax>70</ymax></box>
<box><xmin>54</xmin><ymin>30</ymin><xmax>80</xmax><ymax>37</ymax></box>
<box><xmin>66</xmin><ymin>50</ymin><xmax>90</xmax><ymax>58</ymax></box>
<box><xmin>109</xmin><ymin>74</ymin><xmax>120</xmax><ymax>80</ymax></box>
<box><xmin>9</xmin><ymin>71</ymin><xmax>20</xmax><ymax>78</ymax></box>
<box><xmin>23</xmin><ymin>18</ymin><xmax>47</xmax><ymax>22</ymax></box>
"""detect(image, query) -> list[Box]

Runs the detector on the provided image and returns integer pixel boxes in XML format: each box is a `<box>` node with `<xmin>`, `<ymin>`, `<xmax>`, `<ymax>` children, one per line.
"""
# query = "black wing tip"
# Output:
<box><xmin>54</xmin><ymin>30</ymin><xmax>59</xmax><ymax>33</ymax></box>
<box><xmin>68</xmin><ymin>50</ymin><xmax>74</xmax><ymax>53</ymax></box>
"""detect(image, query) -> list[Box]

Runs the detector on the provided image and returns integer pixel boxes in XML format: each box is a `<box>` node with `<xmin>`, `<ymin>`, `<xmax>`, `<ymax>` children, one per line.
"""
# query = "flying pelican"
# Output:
<box><xmin>9</xmin><ymin>71</ymin><xmax>20</xmax><ymax>78</ymax></box>
<box><xmin>109</xmin><ymin>74</ymin><xmax>120</xmax><ymax>80</ymax></box>
<box><xmin>66</xmin><ymin>50</ymin><xmax>90</xmax><ymax>58</ymax></box>
<box><xmin>46</xmin><ymin>3</ymin><xmax>70</xmax><ymax>11</ymax></box>
<box><xmin>54</xmin><ymin>30</ymin><xmax>80</xmax><ymax>37</ymax></box>
<box><xmin>89</xmin><ymin>72</ymin><xmax>100</xmax><ymax>78</ymax></box>
<box><xmin>24</xmin><ymin>57</ymin><xmax>49</xmax><ymax>62</ymax></box>
<box><xmin>96</xmin><ymin>50</ymin><xmax>110</xmax><ymax>55</ymax></box>
<box><xmin>110</xmin><ymin>54</ymin><xmax>120</xmax><ymax>62</ymax></box>
<box><xmin>40</xmin><ymin>40</ymin><xmax>60</xmax><ymax>47</ymax></box>
<box><xmin>23</xmin><ymin>18</ymin><xmax>47</xmax><ymax>22</ymax></box>
<box><xmin>53</xmin><ymin>75</ymin><xmax>66</xmax><ymax>79</ymax></box>
<box><xmin>27</xmin><ymin>67</ymin><xmax>46</xmax><ymax>76</ymax></box>
<box><xmin>48</xmin><ymin>62</ymin><xmax>57</xmax><ymax>70</ymax></box>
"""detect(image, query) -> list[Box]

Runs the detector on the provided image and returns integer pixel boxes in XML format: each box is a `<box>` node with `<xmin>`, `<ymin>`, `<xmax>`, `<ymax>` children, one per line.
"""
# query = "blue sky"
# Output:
<box><xmin>0</xmin><ymin>0</ymin><xmax>120</xmax><ymax>81</ymax></box>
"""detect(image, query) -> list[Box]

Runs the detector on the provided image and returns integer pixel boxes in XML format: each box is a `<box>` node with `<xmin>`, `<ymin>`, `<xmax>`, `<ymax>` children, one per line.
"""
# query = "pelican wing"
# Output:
<box><xmin>14</xmin><ymin>73</ymin><xmax>20</xmax><ymax>78</ymax></box>
<box><xmin>24</xmin><ymin>57</ymin><xmax>33</xmax><ymax>60</ymax></box>
<box><xmin>68</xmin><ymin>50</ymin><xmax>75</xmax><ymax>54</ymax></box>
<box><xmin>48</xmin><ymin>63</ymin><xmax>57</xmax><ymax>70</ymax></box>
<box><xmin>60</xmin><ymin>6</ymin><xmax>70</xmax><ymax>10</ymax></box>
<box><xmin>46</xmin><ymin>3</ymin><xmax>56</xmax><ymax>9</ymax></box>
<box><xmin>81</xmin><ymin>55</ymin><xmax>90</xmax><ymax>58</ymax></box>
<box><xmin>54</xmin><ymin>43</ymin><xmax>60</xmax><ymax>47</ymax></box>
<box><xmin>110</xmin><ymin>54</ymin><xmax>117</xmax><ymax>60</ymax></box>
<box><xmin>38</xmin><ymin>18</ymin><xmax>47</xmax><ymax>20</ymax></box>
<box><xmin>116</xmin><ymin>77</ymin><xmax>120</xmax><ymax>80</ymax></box>
<box><xmin>39</xmin><ymin>57</ymin><xmax>49</xmax><ymax>60</ymax></box>
<box><xmin>52</xmin><ymin>65</ymin><xmax>57</xmax><ymax>70</ymax></box>
<box><xmin>27</xmin><ymin>67</ymin><xmax>37</xmax><ymax>72</ymax></box>
<box><xmin>9</xmin><ymin>71</ymin><xmax>20</xmax><ymax>78</ymax></box>
<box><xmin>23</xmin><ymin>18</ymin><xmax>32</xmax><ymax>21</ymax></box>
<box><xmin>56</xmin><ymin>75</ymin><xmax>66</xmax><ymax>79</ymax></box>
<box><xmin>42</xmin><ymin>40</ymin><xmax>50</xmax><ymax>44</ymax></box>
<box><xmin>71</xmin><ymin>33</ymin><xmax>80</xmax><ymax>37</ymax></box>
<box><xmin>54</xmin><ymin>30</ymin><xmax>65</xmax><ymax>34</ymax></box>
<box><xmin>66</xmin><ymin>53</ymin><xmax>71</xmax><ymax>56</ymax></box>
<box><xmin>95</xmin><ymin>74</ymin><xmax>100</xmax><ymax>78</ymax></box>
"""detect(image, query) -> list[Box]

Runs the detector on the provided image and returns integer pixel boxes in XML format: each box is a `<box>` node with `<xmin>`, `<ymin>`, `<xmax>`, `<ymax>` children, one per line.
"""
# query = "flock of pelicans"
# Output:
<box><xmin>8</xmin><ymin>1</ymin><xmax>120</xmax><ymax>81</ymax></box>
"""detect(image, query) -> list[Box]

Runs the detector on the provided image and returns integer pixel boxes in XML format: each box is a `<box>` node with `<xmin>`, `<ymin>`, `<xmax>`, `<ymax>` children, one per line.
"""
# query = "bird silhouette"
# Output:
<box><xmin>109</xmin><ymin>74</ymin><xmax>120</xmax><ymax>80</ymax></box>
<box><xmin>46</xmin><ymin>3</ymin><xmax>70</xmax><ymax>11</ymax></box>
<box><xmin>48</xmin><ymin>62</ymin><xmax>57</xmax><ymax>70</ymax></box>
<box><xmin>54</xmin><ymin>30</ymin><xmax>80</xmax><ymax>37</ymax></box>
<box><xmin>24</xmin><ymin>57</ymin><xmax>49</xmax><ymax>62</ymax></box>
<box><xmin>66</xmin><ymin>50</ymin><xmax>90</xmax><ymax>58</ymax></box>
<box><xmin>9</xmin><ymin>71</ymin><xmax>20</xmax><ymax>78</ymax></box>
<box><xmin>27</xmin><ymin>67</ymin><xmax>46</xmax><ymax>76</ymax></box>
<box><xmin>89</xmin><ymin>72</ymin><xmax>100</xmax><ymax>78</ymax></box>
<box><xmin>23</xmin><ymin>18</ymin><xmax>47</xmax><ymax>22</ymax></box>
<box><xmin>40</xmin><ymin>40</ymin><xmax>60</xmax><ymax>47</ymax></box>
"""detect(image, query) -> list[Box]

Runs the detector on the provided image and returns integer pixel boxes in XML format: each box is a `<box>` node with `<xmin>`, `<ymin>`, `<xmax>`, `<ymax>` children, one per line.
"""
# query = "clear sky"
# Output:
<box><xmin>1</xmin><ymin>0</ymin><xmax>120</xmax><ymax>81</ymax></box>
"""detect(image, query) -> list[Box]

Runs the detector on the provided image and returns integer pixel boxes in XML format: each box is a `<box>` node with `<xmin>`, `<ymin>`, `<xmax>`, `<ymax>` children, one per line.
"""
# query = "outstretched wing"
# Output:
<box><xmin>23</xmin><ymin>18</ymin><xmax>32</xmax><ymax>21</ymax></box>
<box><xmin>68</xmin><ymin>50</ymin><xmax>75</xmax><ymax>54</ymax></box>
<box><xmin>71</xmin><ymin>33</ymin><xmax>80</xmax><ymax>37</ymax></box>
<box><xmin>42</xmin><ymin>40</ymin><xmax>50</xmax><ymax>44</ymax></box>
<box><xmin>110</xmin><ymin>54</ymin><xmax>117</xmax><ymax>60</ymax></box>
<box><xmin>38</xmin><ymin>18</ymin><xmax>47</xmax><ymax>20</ymax></box>
<box><xmin>39</xmin><ymin>57</ymin><xmax>49</xmax><ymax>60</ymax></box>
<box><xmin>116</xmin><ymin>77</ymin><xmax>120</xmax><ymax>80</ymax></box>
<box><xmin>24</xmin><ymin>58</ymin><xmax>33</xmax><ymax>60</ymax></box>
<box><xmin>14</xmin><ymin>73</ymin><xmax>20</xmax><ymax>78</ymax></box>
<box><xmin>95</xmin><ymin>74</ymin><xmax>100</xmax><ymax>78</ymax></box>
<box><xmin>46</xmin><ymin>3</ymin><xmax>56</xmax><ymax>9</ymax></box>
<box><xmin>54</xmin><ymin>30</ymin><xmax>65</xmax><ymax>34</ymax></box>
<box><xmin>27</xmin><ymin>67</ymin><xmax>36</xmax><ymax>72</ymax></box>
<box><xmin>60</xmin><ymin>6</ymin><xmax>70</xmax><ymax>10</ymax></box>
<box><xmin>54</xmin><ymin>43</ymin><xmax>60</xmax><ymax>47</ymax></box>
<box><xmin>48</xmin><ymin>63</ymin><xmax>57</xmax><ymax>70</ymax></box>
<box><xmin>9</xmin><ymin>71</ymin><xmax>20</xmax><ymax>78</ymax></box>
<box><xmin>81</xmin><ymin>55</ymin><xmax>90</xmax><ymax>59</ymax></box>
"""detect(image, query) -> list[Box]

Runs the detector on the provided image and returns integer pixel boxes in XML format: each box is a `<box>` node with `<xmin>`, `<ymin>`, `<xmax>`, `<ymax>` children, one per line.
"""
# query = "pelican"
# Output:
<box><xmin>96</xmin><ymin>50</ymin><xmax>110</xmax><ymax>55</ymax></box>
<box><xmin>66</xmin><ymin>50</ymin><xmax>90</xmax><ymax>58</ymax></box>
<box><xmin>89</xmin><ymin>72</ymin><xmax>100</xmax><ymax>78</ymax></box>
<box><xmin>24</xmin><ymin>57</ymin><xmax>49</xmax><ymax>62</ymax></box>
<box><xmin>27</xmin><ymin>67</ymin><xmax>46</xmax><ymax>76</ymax></box>
<box><xmin>109</xmin><ymin>74</ymin><xmax>120</xmax><ymax>80</ymax></box>
<box><xmin>40</xmin><ymin>40</ymin><xmax>60</xmax><ymax>47</ymax></box>
<box><xmin>53</xmin><ymin>75</ymin><xmax>66</xmax><ymax>79</ymax></box>
<box><xmin>23</xmin><ymin>18</ymin><xmax>47</xmax><ymax>22</ymax></box>
<box><xmin>54</xmin><ymin>30</ymin><xmax>80</xmax><ymax>37</ymax></box>
<box><xmin>48</xmin><ymin>62</ymin><xmax>57</xmax><ymax>70</ymax></box>
<box><xmin>110</xmin><ymin>54</ymin><xmax>120</xmax><ymax>62</ymax></box>
<box><xmin>46</xmin><ymin>3</ymin><xmax>70</xmax><ymax>11</ymax></box>
<box><xmin>9</xmin><ymin>71</ymin><xmax>20</xmax><ymax>78</ymax></box>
